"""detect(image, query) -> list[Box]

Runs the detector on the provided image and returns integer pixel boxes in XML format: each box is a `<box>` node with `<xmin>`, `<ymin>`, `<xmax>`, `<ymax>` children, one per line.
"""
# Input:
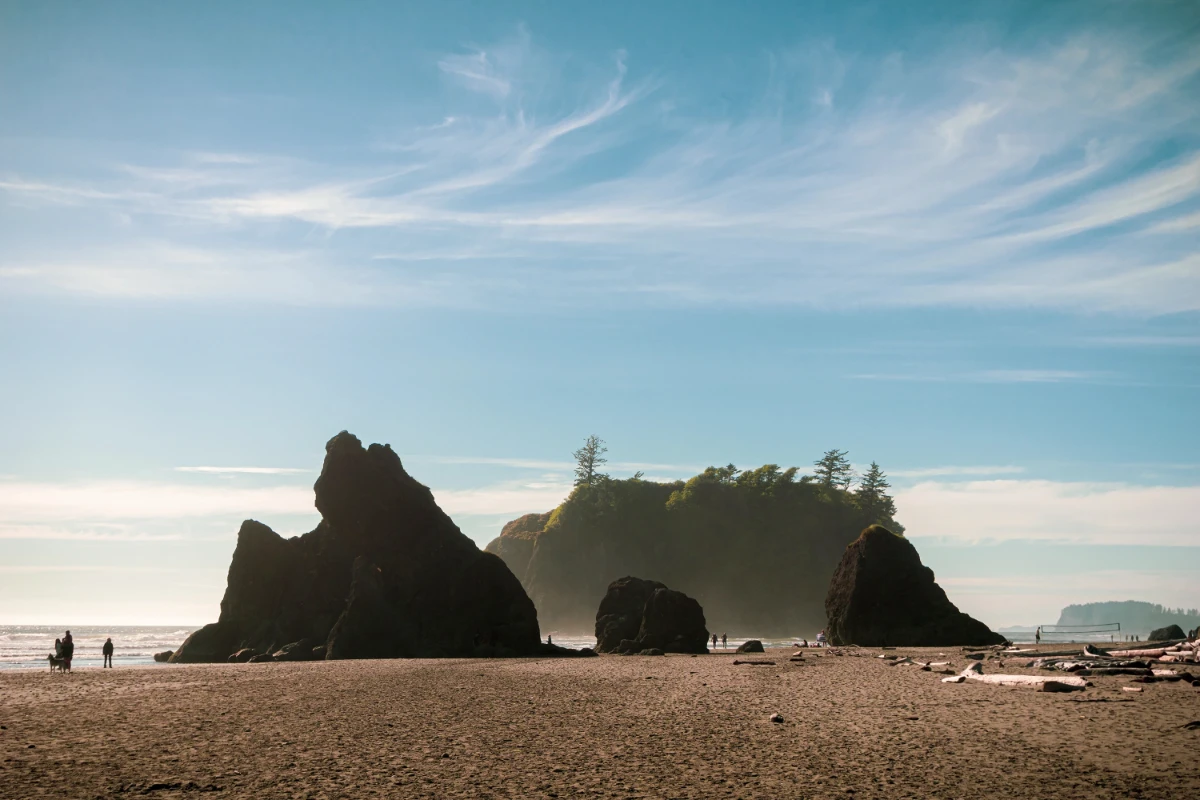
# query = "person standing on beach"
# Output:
<box><xmin>54</xmin><ymin>637</ymin><xmax>63</xmax><ymax>659</ymax></box>
<box><xmin>721</xmin><ymin>633</ymin><xmax>727</xmax><ymax>649</ymax></box>
<box><xmin>1035</xmin><ymin>627</ymin><xmax>1041</xmax><ymax>645</ymax></box>
<box><xmin>62</xmin><ymin>630</ymin><xmax>74</xmax><ymax>670</ymax></box>
<box><xmin>711</xmin><ymin>633</ymin><xmax>717</xmax><ymax>650</ymax></box>
<box><xmin>102</xmin><ymin>637</ymin><xmax>114</xmax><ymax>668</ymax></box>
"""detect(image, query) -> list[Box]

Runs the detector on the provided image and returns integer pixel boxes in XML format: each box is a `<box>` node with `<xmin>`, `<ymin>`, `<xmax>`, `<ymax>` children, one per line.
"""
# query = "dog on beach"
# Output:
<box><xmin>48</xmin><ymin>653</ymin><xmax>69</xmax><ymax>673</ymax></box>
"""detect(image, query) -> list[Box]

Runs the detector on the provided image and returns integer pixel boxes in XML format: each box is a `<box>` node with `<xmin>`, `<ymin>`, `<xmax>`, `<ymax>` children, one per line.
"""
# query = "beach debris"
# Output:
<box><xmin>824</xmin><ymin>525</ymin><xmax>1006</xmax><ymax>647</ymax></box>
<box><xmin>637</xmin><ymin>648</ymin><xmax>666</xmax><ymax>656</ymax></box>
<box><xmin>1040</xmin><ymin>681</ymin><xmax>1080</xmax><ymax>693</ymax></box>
<box><xmin>227</xmin><ymin>648</ymin><xmax>256</xmax><ymax>664</ymax></box>
<box><xmin>595</xmin><ymin>576</ymin><xmax>709</xmax><ymax>655</ymax></box>
<box><xmin>272</xmin><ymin>639</ymin><xmax>318</xmax><ymax>662</ymax></box>
<box><xmin>1183</xmin><ymin>721</ymin><xmax>1200</xmax><ymax>730</ymax></box>
<box><xmin>770</xmin><ymin>713</ymin><xmax>784</xmax><ymax>723</ymax></box>
<box><xmin>946</xmin><ymin>661</ymin><xmax>1088</xmax><ymax>690</ymax></box>
<box><xmin>736</xmin><ymin>640</ymin><xmax>766</xmax><ymax>653</ymax></box>
<box><xmin>733</xmin><ymin>659</ymin><xmax>776</xmax><ymax>666</ymax></box>
<box><xmin>1122</xmin><ymin>686</ymin><xmax>1143</xmax><ymax>693</ymax></box>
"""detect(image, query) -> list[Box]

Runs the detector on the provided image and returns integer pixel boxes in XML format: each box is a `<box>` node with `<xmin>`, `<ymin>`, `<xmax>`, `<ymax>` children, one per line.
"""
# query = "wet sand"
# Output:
<box><xmin>2</xmin><ymin>646</ymin><xmax>1198</xmax><ymax>799</ymax></box>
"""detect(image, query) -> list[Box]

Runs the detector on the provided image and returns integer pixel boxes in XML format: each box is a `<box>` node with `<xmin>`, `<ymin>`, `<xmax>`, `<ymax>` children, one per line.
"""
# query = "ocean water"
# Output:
<box><xmin>0</xmin><ymin>625</ymin><xmax>192</xmax><ymax>670</ymax></box>
<box><xmin>1</xmin><ymin>629</ymin><xmax>812</xmax><ymax>670</ymax></box>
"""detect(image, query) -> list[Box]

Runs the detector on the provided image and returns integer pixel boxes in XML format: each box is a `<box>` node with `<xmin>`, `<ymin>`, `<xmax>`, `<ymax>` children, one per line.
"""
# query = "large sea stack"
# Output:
<box><xmin>824</xmin><ymin>525</ymin><xmax>1006</xmax><ymax>647</ymax></box>
<box><xmin>487</xmin><ymin>467</ymin><xmax>893</xmax><ymax>636</ymax></box>
<box><xmin>594</xmin><ymin>576</ymin><xmax>709</xmax><ymax>654</ymax></box>
<box><xmin>172</xmin><ymin>431</ymin><xmax>541</xmax><ymax>662</ymax></box>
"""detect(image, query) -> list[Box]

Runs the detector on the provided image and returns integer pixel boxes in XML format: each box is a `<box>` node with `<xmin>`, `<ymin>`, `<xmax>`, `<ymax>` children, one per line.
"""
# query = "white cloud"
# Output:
<box><xmin>175</xmin><ymin>466</ymin><xmax>310</xmax><ymax>475</ymax></box>
<box><xmin>0</xmin><ymin>480</ymin><xmax>315</xmax><ymax>522</ymax></box>
<box><xmin>431</xmin><ymin>480</ymin><xmax>572</xmax><ymax>517</ymax></box>
<box><xmin>973</xmin><ymin>369</ymin><xmax>1095</xmax><ymax>383</ymax></box>
<box><xmin>851</xmin><ymin>370</ymin><xmax>1106</xmax><ymax>384</ymax></box>
<box><xmin>898</xmin><ymin>479</ymin><xmax>1200</xmax><ymax>546</ymax></box>
<box><xmin>889</xmin><ymin>465</ymin><xmax>1026</xmax><ymax>479</ymax></box>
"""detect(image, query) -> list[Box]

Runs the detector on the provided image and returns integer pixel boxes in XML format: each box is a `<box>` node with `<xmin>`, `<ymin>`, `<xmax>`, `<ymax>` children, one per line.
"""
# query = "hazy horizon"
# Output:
<box><xmin>2</xmin><ymin>1</ymin><xmax>1198</xmax><ymax>630</ymax></box>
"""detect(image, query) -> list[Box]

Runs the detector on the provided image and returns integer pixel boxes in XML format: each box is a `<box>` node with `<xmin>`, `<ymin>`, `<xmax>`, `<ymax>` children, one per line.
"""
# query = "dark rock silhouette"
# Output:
<box><xmin>152</xmin><ymin>650</ymin><xmax>173</xmax><ymax>663</ymax></box>
<box><xmin>172</xmin><ymin>431</ymin><xmax>542</xmax><ymax>662</ymax></box>
<box><xmin>825</xmin><ymin>525</ymin><xmax>1006</xmax><ymax>647</ymax></box>
<box><xmin>736</xmin><ymin>640</ymin><xmax>765</xmax><ymax>653</ymax></box>
<box><xmin>227</xmin><ymin>648</ymin><xmax>255</xmax><ymax>664</ymax></box>
<box><xmin>1149</xmin><ymin>624</ymin><xmax>1185</xmax><ymax>641</ymax></box>
<box><xmin>595</xmin><ymin>576</ymin><xmax>709</xmax><ymax>654</ymax></box>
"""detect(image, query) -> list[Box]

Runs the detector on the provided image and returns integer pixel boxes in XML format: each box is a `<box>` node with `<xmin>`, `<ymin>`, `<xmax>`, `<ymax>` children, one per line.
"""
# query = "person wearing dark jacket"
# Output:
<box><xmin>102</xmin><ymin>637</ymin><xmax>114</xmax><ymax>668</ymax></box>
<box><xmin>62</xmin><ymin>630</ymin><xmax>75</xmax><ymax>670</ymax></box>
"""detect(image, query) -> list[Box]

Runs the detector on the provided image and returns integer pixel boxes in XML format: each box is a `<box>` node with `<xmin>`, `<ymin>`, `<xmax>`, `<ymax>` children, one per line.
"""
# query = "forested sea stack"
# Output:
<box><xmin>172</xmin><ymin>431</ymin><xmax>541</xmax><ymax>662</ymax></box>
<box><xmin>824</xmin><ymin>525</ymin><xmax>1006</xmax><ymax>647</ymax></box>
<box><xmin>487</xmin><ymin>455</ymin><xmax>904</xmax><ymax>635</ymax></box>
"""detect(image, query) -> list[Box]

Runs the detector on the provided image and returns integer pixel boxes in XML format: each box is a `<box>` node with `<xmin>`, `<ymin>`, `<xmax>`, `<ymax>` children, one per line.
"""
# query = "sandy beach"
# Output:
<box><xmin>2</xmin><ymin>646</ymin><xmax>1198</xmax><ymax>799</ymax></box>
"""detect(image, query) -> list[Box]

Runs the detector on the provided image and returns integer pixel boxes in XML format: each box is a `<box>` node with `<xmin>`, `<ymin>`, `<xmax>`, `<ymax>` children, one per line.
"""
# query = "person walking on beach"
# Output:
<box><xmin>62</xmin><ymin>630</ymin><xmax>74</xmax><ymax>670</ymax></box>
<box><xmin>721</xmin><ymin>633</ymin><xmax>727</xmax><ymax>650</ymax></box>
<box><xmin>103</xmin><ymin>637</ymin><xmax>114</xmax><ymax>668</ymax></box>
<box><xmin>1035</xmin><ymin>627</ymin><xmax>1041</xmax><ymax>645</ymax></box>
<box><xmin>711</xmin><ymin>633</ymin><xmax>718</xmax><ymax>650</ymax></box>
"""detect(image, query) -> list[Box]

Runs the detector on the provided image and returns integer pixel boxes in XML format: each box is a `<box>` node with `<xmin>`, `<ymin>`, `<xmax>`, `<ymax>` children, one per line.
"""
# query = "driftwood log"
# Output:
<box><xmin>942</xmin><ymin>661</ymin><xmax>1088</xmax><ymax>690</ymax></box>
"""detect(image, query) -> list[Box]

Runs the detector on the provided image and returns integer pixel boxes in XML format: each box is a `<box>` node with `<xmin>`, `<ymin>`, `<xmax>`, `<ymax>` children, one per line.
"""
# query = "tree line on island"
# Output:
<box><xmin>571</xmin><ymin>435</ymin><xmax>903</xmax><ymax>533</ymax></box>
<box><xmin>487</xmin><ymin>436</ymin><xmax>907</xmax><ymax>636</ymax></box>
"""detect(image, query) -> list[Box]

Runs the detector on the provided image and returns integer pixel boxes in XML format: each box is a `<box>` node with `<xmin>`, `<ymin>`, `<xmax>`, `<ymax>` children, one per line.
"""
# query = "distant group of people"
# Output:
<box><xmin>710</xmin><ymin>633</ymin><xmax>728</xmax><ymax>649</ymax></box>
<box><xmin>50</xmin><ymin>632</ymin><xmax>115</xmax><ymax>670</ymax></box>
<box><xmin>52</xmin><ymin>630</ymin><xmax>74</xmax><ymax>671</ymax></box>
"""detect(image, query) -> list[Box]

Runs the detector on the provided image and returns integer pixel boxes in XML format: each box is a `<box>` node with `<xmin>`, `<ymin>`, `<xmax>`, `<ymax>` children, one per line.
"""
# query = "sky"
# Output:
<box><xmin>1</xmin><ymin>0</ymin><xmax>1198</xmax><ymax>630</ymax></box>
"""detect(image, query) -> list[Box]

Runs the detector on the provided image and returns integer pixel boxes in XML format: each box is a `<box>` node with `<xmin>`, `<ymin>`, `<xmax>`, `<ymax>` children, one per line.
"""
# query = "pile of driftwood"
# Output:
<box><xmin>929</xmin><ymin>638</ymin><xmax>1200</xmax><ymax>692</ymax></box>
<box><xmin>1025</xmin><ymin>639</ymin><xmax>1199</xmax><ymax>684</ymax></box>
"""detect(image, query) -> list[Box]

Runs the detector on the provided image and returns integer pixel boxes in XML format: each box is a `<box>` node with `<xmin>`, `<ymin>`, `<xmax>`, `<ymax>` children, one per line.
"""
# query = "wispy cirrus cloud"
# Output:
<box><xmin>174</xmin><ymin>466</ymin><xmax>310</xmax><ymax>475</ymax></box>
<box><xmin>851</xmin><ymin>369</ymin><xmax>1105</xmax><ymax>384</ymax></box>
<box><xmin>889</xmin><ymin>465</ymin><xmax>1026</xmax><ymax>479</ymax></box>
<box><xmin>2</xmin><ymin>27</ymin><xmax>1198</xmax><ymax>313</ymax></box>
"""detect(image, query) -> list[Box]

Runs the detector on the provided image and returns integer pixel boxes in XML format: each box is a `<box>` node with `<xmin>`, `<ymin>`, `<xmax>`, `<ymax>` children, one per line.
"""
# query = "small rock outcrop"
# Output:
<box><xmin>152</xmin><ymin>650</ymin><xmax>173</xmax><ymax>663</ymax></box>
<box><xmin>1150</xmin><ymin>624</ymin><xmax>1186</xmax><ymax>642</ymax></box>
<box><xmin>595</xmin><ymin>576</ymin><xmax>709</xmax><ymax>654</ymax></box>
<box><xmin>825</xmin><ymin>525</ymin><xmax>1006</xmax><ymax>647</ymax></box>
<box><xmin>736</xmin><ymin>640</ymin><xmax>765</xmax><ymax>653</ymax></box>
<box><xmin>172</xmin><ymin>431</ymin><xmax>542</xmax><ymax>663</ymax></box>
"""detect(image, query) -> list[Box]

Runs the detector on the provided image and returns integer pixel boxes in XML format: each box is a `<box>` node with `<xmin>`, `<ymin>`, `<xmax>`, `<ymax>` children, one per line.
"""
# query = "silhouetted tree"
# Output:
<box><xmin>855</xmin><ymin>461</ymin><xmax>897</xmax><ymax>525</ymax></box>
<box><xmin>813</xmin><ymin>449</ymin><xmax>854</xmax><ymax>490</ymax></box>
<box><xmin>573</xmin><ymin>435</ymin><xmax>609</xmax><ymax>487</ymax></box>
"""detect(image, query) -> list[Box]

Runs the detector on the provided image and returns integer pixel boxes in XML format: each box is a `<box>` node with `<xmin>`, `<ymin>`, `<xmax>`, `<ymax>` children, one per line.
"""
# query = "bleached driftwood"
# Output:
<box><xmin>943</xmin><ymin>661</ymin><xmax>1088</xmax><ymax>690</ymax></box>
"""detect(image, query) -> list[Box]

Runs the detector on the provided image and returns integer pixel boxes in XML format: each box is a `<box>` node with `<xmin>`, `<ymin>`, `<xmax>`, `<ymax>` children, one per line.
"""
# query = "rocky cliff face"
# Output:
<box><xmin>172</xmin><ymin>431</ymin><xmax>541</xmax><ymax>662</ymax></box>
<box><xmin>482</xmin><ymin>512</ymin><xmax>547</xmax><ymax>584</ymax></box>
<box><xmin>824</xmin><ymin>525</ymin><xmax>1005</xmax><ymax>647</ymax></box>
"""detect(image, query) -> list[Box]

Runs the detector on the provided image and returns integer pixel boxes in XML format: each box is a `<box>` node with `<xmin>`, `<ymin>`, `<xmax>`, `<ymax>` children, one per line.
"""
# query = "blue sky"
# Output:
<box><xmin>1</xmin><ymin>1</ymin><xmax>1198</xmax><ymax>629</ymax></box>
